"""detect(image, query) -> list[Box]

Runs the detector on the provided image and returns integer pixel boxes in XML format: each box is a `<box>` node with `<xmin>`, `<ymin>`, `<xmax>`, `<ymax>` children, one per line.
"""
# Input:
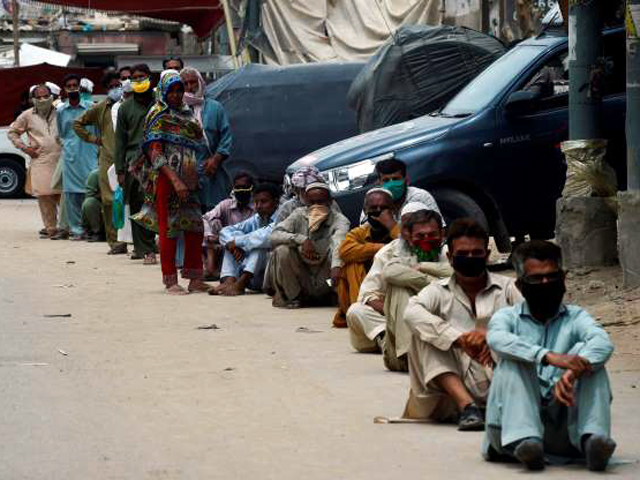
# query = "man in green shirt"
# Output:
<box><xmin>81</xmin><ymin>169</ymin><xmax>104</xmax><ymax>241</ymax></box>
<box><xmin>113</xmin><ymin>63</ymin><xmax>157</xmax><ymax>264</ymax></box>
<box><xmin>74</xmin><ymin>71</ymin><xmax>127</xmax><ymax>254</ymax></box>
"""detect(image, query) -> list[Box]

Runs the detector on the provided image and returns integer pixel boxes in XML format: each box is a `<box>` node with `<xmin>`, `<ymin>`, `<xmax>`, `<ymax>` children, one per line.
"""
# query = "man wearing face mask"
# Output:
<box><xmin>483</xmin><ymin>241</ymin><xmax>615</xmax><ymax>472</ymax></box>
<box><xmin>359</xmin><ymin>159</ymin><xmax>441</xmax><ymax>224</ymax></box>
<box><xmin>202</xmin><ymin>171</ymin><xmax>256</xmax><ymax>280</ymax></box>
<box><xmin>380</xmin><ymin>207</ymin><xmax>453</xmax><ymax>371</ymax></box>
<box><xmin>180</xmin><ymin>67</ymin><xmax>233</xmax><ymax>212</ymax></box>
<box><xmin>270</xmin><ymin>183</ymin><xmax>350</xmax><ymax>309</ymax></box>
<box><xmin>56</xmin><ymin>74</ymin><xmax>99</xmax><ymax>241</ymax></box>
<box><xmin>401</xmin><ymin>218</ymin><xmax>522</xmax><ymax>431</ymax></box>
<box><xmin>8</xmin><ymin>83</ymin><xmax>62</xmax><ymax>238</ymax></box>
<box><xmin>333</xmin><ymin>188</ymin><xmax>399</xmax><ymax>328</ymax></box>
<box><xmin>74</xmin><ymin>71</ymin><xmax>127</xmax><ymax>254</ymax></box>
<box><xmin>114</xmin><ymin>63</ymin><xmax>158</xmax><ymax>264</ymax></box>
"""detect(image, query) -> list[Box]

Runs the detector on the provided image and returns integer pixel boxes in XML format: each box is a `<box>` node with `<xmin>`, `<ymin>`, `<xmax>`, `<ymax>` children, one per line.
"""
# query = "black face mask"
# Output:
<box><xmin>67</xmin><ymin>90</ymin><xmax>80</xmax><ymax>101</ymax></box>
<box><xmin>234</xmin><ymin>190</ymin><xmax>252</xmax><ymax>205</ymax></box>
<box><xmin>367</xmin><ymin>210</ymin><xmax>386</xmax><ymax>231</ymax></box>
<box><xmin>519</xmin><ymin>279</ymin><xmax>566</xmax><ymax>320</ymax></box>
<box><xmin>452</xmin><ymin>255</ymin><xmax>487</xmax><ymax>278</ymax></box>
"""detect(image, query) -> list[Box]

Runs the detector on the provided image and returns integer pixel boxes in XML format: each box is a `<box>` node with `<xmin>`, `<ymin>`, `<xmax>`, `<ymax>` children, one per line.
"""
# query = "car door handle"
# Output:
<box><xmin>483</xmin><ymin>142</ymin><xmax>494</xmax><ymax>148</ymax></box>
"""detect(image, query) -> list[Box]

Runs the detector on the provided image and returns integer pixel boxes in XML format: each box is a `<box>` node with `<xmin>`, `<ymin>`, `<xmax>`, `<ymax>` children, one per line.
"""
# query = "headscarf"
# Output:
<box><xmin>180</xmin><ymin>67</ymin><xmax>206</xmax><ymax>121</ymax></box>
<box><xmin>143</xmin><ymin>71</ymin><xmax>203</xmax><ymax>152</ymax></box>
<box><xmin>292</xmin><ymin>166</ymin><xmax>325</xmax><ymax>189</ymax></box>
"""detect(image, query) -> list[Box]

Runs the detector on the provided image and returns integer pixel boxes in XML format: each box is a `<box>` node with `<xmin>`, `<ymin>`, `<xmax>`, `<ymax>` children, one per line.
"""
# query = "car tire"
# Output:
<box><xmin>431</xmin><ymin>188</ymin><xmax>489</xmax><ymax>232</ymax></box>
<box><xmin>0</xmin><ymin>158</ymin><xmax>25</xmax><ymax>199</ymax></box>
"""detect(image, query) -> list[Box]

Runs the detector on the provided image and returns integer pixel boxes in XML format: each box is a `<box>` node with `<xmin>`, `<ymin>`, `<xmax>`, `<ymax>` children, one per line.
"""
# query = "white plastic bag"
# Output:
<box><xmin>117</xmin><ymin>205</ymin><xmax>133</xmax><ymax>244</ymax></box>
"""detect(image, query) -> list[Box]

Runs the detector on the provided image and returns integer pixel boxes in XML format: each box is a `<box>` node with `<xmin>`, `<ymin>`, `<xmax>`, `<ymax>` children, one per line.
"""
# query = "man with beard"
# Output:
<box><xmin>74</xmin><ymin>71</ymin><xmax>128</xmax><ymax>254</ymax></box>
<box><xmin>56</xmin><ymin>74</ymin><xmax>99</xmax><ymax>241</ymax></box>
<box><xmin>401</xmin><ymin>218</ymin><xmax>522</xmax><ymax>431</ymax></box>
<box><xmin>210</xmin><ymin>183</ymin><xmax>280</xmax><ymax>296</ymax></box>
<box><xmin>8</xmin><ymin>84</ymin><xmax>62</xmax><ymax>238</ymax></box>
<box><xmin>380</xmin><ymin>208</ymin><xmax>452</xmax><ymax>371</ymax></box>
<box><xmin>270</xmin><ymin>183</ymin><xmax>350</xmax><ymax>309</ymax></box>
<box><xmin>333</xmin><ymin>188</ymin><xmax>399</xmax><ymax>328</ymax></box>
<box><xmin>483</xmin><ymin>240</ymin><xmax>615</xmax><ymax>472</ymax></box>
<box><xmin>114</xmin><ymin>63</ymin><xmax>157</xmax><ymax>264</ymax></box>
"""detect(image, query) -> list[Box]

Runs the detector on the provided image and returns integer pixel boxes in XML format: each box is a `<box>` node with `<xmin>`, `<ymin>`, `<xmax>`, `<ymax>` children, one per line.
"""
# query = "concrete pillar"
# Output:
<box><xmin>556</xmin><ymin>197</ymin><xmax>618</xmax><ymax>269</ymax></box>
<box><xmin>618</xmin><ymin>192</ymin><xmax>640</xmax><ymax>287</ymax></box>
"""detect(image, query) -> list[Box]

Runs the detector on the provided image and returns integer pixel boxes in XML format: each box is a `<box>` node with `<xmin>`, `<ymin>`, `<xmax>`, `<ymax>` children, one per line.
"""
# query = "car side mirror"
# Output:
<box><xmin>504</xmin><ymin>90</ymin><xmax>540</xmax><ymax>116</ymax></box>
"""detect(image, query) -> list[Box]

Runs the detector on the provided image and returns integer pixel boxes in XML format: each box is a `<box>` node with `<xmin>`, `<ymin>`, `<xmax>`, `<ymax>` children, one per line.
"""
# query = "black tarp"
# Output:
<box><xmin>348</xmin><ymin>25</ymin><xmax>506</xmax><ymax>133</ymax></box>
<box><xmin>205</xmin><ymin>62</ymin><xmax>363</xmax><ymax>183</ymax></box>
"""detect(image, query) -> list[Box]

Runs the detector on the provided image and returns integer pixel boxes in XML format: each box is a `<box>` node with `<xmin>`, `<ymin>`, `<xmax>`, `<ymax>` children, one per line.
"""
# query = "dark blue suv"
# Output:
<box><xmin>288</xmin><ymin>28</ymin><xmax>626</xmax><ymax>252</ymax></box>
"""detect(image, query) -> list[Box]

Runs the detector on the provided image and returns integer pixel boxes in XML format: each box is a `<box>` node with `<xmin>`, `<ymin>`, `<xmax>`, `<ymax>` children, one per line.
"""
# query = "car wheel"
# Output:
<box><xmin>0</xmin><ymin>158</ymin><xmax>25</xmax><ymax>198</ymax></box>
<box><xmin>431</xmin><ymin>188</ymin><xmax>489</xmax><ymax>231</ymax></box>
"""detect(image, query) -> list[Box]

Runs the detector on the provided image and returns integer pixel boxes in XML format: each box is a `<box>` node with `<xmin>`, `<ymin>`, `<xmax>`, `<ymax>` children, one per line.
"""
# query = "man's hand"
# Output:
<box><xmin>545</xmin><ymin>353</ymin><xmax>591</xmax><ymax>377</ymax></box>
<box><xmin>233</xmin><ymin>247</ymin><xmax>245</xmax><ymax>262</ymax></box>
<box><xmin>203</xmin><ymin>157</ymin><xmax>220</xmax><ymax>177</ymax></box>
<box><xmin>23</xmin><ymin>146</ymin><xmax>39</xmax><ymax>159</ymax></box>
<box><xmin>225</xmin><ymin>240</ymin><xmax>237</xmax><ymax>253</ymax></box>
<box><xmin>173</xmin><ymin>179</ymin><xmax>189</xmax><ymax>202</ymax></box>
<box><xmin>301</xmin><ymin>239</ymin><xmax>319</xmax><ymax>261</ymax></box>
<box><xmin>456</xmin><ymin>330</ymin><xmax>492</xmax><ymax>365</ymax></box>
<box><xmin>117</xmin><ymin>173</ymin><xmax>125</xmax><ymax>187</ymax></box>
<box><xmin>554</xmin><ymin>369</ymin><xmax>577</xmax><ymax>407</ymax></box>
<box><xmin>370</xmin><ymin>209</ymin><xmax>397</xmax><ymax>231</ymax></box>
<box><xmin>330</xmin><ymin>267</ymin><xmax>342</xmax><ymax>288</ymax></box>
<box><xmin>367</xmin><ymin>298</ymin><xmax>385</xmax><ymax>315</ymax></box>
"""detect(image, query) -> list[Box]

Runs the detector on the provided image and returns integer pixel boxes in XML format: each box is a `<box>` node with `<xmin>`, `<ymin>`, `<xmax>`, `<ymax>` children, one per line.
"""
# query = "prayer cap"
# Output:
<box><xmin>400</xmin><ymin>202</ymin><xmax>429</xmax><ymax>217</ymax></box>
<box><xmin>365</xmin><ymin>187</ymin><xmax>393</xmax><ymax>199</ymax></box>
<box><xmin>305</xmin><ymin>182</ymin><xmax>330</xmax><ymax>193</ymax></box>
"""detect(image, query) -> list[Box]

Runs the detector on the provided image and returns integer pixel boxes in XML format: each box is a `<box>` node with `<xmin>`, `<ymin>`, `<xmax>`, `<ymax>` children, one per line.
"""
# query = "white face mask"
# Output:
<box><xmin>107</xmin><ymin>86</ymin><xmax>123</xmax><ymax>102</ymax></box>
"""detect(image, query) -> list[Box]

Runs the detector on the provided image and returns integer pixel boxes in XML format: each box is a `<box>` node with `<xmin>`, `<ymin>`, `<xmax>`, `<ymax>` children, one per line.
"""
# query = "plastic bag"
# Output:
<box><xmin>561</xmin><ymin>139</ymin><xmax>617</xmax><ymax>197</ymax></box>
<box><xmin>112</xmin><ymin>186</ymin><xmax>125</xmax><ymax>230</ymax></box>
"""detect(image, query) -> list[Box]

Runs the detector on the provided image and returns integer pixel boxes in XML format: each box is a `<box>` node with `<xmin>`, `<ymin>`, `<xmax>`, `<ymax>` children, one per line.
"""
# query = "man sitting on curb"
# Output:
<box><xmin>484</xmin><ymin>240</ymin><xmax>616</xmax><ymax>472</ymax></box>
<box><xmin>334</xmin><ymin>188</ymin><xmax>399</xmax><ymax>328</ymax></box>
<box><xmin>210</xmin><ymin>183</ymin><xmax>280</xmax><ymax>296</ymax></box>
<box><xmin>380</xmin><ymin>208</ymin><xmax>452</xmax><ymax>372</ymax></box>
<box><xmin>402</xmin><ymin>218</ymin><xmax>522</xmax><ymax>431</ymax></box>
<box><xmin>270</xmin><ymin>182</ymin><xmax>350</xmax><ymax>309</ymax></box>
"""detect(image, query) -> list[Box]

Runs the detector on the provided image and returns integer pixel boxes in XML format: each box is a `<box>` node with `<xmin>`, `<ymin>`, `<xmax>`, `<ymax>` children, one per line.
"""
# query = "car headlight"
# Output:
<box><xmin>322</xmin><ymin>153</ymin><xmax>394</xmax><ymax>193</ymax></box>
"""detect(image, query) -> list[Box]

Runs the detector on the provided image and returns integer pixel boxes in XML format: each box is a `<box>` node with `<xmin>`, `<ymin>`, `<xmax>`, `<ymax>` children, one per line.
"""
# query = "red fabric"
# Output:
<box><xmin>156</xmin><ymin>172</ymin><xmax>203</xmax><ymax>286</ymax></box>
<box><xmin>34</xmin><ymin>1</ymin><xmax>224</xmax><ymax>38</ymax></box>
<box><xmin>1</xmin><ymin>63</ymin><xmax>105</xmax><ymax>127</ymax></box>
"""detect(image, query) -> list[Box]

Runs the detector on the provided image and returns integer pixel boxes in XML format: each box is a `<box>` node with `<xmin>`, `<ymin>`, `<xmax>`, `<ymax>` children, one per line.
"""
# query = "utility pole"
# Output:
<box><xmin>12</xmin><ymin>0</ymin><xmax>20</xmax><ymax>67</ymax></box>
<box><xmin>220</xmin><ymin>0</ymin><xmax>240</xmax><ymax>69</ymax></box>
<box><xmin>568</xmin><ymin>0</ymin><xmax>604</xmax><ymax>140</ymax></box>
<box><xmin>618</xmin><ymin>0</ymin><xmax>640</xmax><ymax>287</ymax></box>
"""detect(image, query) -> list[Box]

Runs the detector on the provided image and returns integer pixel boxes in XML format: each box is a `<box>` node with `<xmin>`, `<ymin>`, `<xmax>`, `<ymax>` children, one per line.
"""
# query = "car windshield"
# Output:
<box><xmin>440</xmin><ymin>45</ymin><xmax>546</xmax><ymax>117</ymax></box>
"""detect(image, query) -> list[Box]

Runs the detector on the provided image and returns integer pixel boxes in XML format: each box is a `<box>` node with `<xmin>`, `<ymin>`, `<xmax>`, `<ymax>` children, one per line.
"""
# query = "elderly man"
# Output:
<box><xmin>202</xmin><ymin>171</ymin><xmax>256</xmax><ymax>280</ymax></box>
<box><xmin>57</xmin><ymin>74</ymin><xmax>99</xmax><ymax>241</ymax></box>
<box><xmin>402</xmin><ymin>218</ymin><xmax>522</xmax><ymax>431</ymax></box>
<box><xmin>484</xmin><ymin>240</ymin><xmax>615</xmax><ymax>472</ymax></box>
<box><xmin>73</xmin><ymin>71</ymin><xmax>127</xmax><ymax>255</ymax></box>
<box><xmin>210</xmin><ymin>183</ymin><xmax>281</xmax><ymax>296</ymax></box>
<box><xmin>381</xmin><ymin>208</ymin><xmax>452</xmax><ymax>371</ymax></box>
<box><xmin>334</xmin><ymin>188</ymin><xmax>399</xmax><ymax>328</ymax></box>
<box><xmin>180</xmin><ymin>67</ymin><xmax>233</xmax><ymax>211</ymax></box>
<box><xmin>8</xmin><ymin>83</ymin><xmax>61</xmax><ymax>238</ymax></box>
<box><xmin>359</xmin><ymin>159</ymin><xmax>441</xmax><ymax>223</ymax></box>
<box><xmin>270</xmin><ymin>183</ymin><xmax>350</xmax><ymax>309</ymax></box>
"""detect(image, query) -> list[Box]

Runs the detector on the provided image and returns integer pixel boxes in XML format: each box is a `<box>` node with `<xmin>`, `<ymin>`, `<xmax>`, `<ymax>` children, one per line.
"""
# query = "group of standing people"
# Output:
<box><xmin>10</xmin><ymin>58</ymin><xmax>618</xmax><ymax>473</ymax></box>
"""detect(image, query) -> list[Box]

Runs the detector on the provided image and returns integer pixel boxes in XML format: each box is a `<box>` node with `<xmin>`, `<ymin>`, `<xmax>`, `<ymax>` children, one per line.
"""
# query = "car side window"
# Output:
<box><xmin>522</xmin><ymin>51</ymin><xmax>569</xmax><ymax>111</ymax></box>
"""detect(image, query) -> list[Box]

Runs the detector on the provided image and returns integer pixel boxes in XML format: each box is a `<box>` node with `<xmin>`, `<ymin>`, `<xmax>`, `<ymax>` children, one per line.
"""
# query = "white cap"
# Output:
<box><xmin>400</xmin><ymin>202</ymin><xmax>429</xmax><ymax>217</ymax></box>
<box><xmin>46</xmin><ymin>82</ymin><xmax>61</xmax><ymax>95</ymax></box>
<box><xmin>365</xmin><ymin>187</ymin><xmax>392</xmax><ymax>199</ymax></box>
<box><xmin>305</xmin><ymin>182</ymin><xmax>330</xmax><ymax>193</ymax></box>
<box><xmin>80</xmin><ymin>78</ymin><xmax>94</xmax><ymax>93</ymax></box>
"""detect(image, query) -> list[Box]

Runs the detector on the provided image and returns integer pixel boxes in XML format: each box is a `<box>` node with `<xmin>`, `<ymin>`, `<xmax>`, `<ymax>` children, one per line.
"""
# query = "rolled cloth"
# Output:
<box><xmin>292</xmin><ymin>166</ymin><xmax>325</xmax><ymax>189</ymax></box>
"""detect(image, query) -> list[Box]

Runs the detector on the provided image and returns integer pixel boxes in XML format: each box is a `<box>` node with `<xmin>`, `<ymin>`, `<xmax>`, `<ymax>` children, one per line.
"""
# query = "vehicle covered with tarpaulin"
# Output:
<box><xmin>348</xmin><ymin>25</ymin><xmax>506</xmax><ymax>132</ymax></box>
<box><xmin>205</xmin><ymin>62</ymin><xmax>363</xmax><ymax>183</ymax></box>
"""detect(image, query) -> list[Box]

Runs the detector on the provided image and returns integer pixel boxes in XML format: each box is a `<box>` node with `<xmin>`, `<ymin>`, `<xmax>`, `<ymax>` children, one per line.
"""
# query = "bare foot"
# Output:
<box><xmin>188</xmin><ymin>279</ymin><xmax>210</xmax><ymax>293</ymax></box>
<box><xmin>166</xmin><ymin>284</ymin><xmax>188</xmax><ymax>295</ymax></box>
<box><xmin>222</xmin><ymin>284</ymin><xmax>246</xmax><ymax>296</ymax></box>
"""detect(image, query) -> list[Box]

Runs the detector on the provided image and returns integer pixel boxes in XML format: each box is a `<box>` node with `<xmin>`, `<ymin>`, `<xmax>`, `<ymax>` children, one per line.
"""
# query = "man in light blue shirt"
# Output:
<box><xmin>210</xmin><ymin>183</ymin><xmax>281</xmax><ymax>296</ymax></box>
<box><xmin>57</xmin><ymin>74</ymin><xmax>99</xmax><ymax>240</ymax></box>
<box><xmin>484</xmin><ymin>240</ymin><xmax>615</xmax><ymax>472</ymax></box>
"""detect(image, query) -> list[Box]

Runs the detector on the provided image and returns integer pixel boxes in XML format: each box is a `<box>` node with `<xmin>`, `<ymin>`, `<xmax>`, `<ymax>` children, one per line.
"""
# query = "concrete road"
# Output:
<box><xmin>1</xmin><ymin>199</ymin><xmax>638</xmax><ymax>480</ymax></box>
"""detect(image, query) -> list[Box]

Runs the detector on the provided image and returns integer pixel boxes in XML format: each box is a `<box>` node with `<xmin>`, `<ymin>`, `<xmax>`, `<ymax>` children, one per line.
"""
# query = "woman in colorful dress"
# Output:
<box><xmin>132</xmin><ymin>72</ymin><xmax>210</xmax><ymax>295</ymax></box>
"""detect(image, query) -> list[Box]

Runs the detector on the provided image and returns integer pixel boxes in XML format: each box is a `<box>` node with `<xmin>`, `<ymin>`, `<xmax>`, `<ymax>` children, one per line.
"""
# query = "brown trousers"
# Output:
<box><xmin>37</xmin><ymin>195</ymin><xmax>59</xmax><ymax>233</ymax></box>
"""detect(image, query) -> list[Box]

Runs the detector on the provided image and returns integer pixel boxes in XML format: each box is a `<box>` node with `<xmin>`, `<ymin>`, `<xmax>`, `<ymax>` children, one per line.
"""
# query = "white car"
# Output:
<box><xmin>0</xmin><ymin>126</ymin><xmax>30</xmax><ymax>198</ymax></box>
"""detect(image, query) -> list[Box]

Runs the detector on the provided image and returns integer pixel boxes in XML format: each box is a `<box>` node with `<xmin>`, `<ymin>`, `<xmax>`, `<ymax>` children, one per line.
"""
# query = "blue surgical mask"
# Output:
<box><xmin>382</xmin><ymin>179</ymin><xmax>406</xmax><ymax>201</ymax></box>
<box><xmin>80</xmin><ymin>92</ymin><xmax>92</xmax><ymax>103</ymax></box>
<box><xmin>107</xmin><ymin>86</ymin><xmax>123</xmax><ymax>102</ymax></box>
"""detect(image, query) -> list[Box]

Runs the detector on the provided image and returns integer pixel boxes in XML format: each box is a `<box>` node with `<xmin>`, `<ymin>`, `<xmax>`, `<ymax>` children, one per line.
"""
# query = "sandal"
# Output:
<box><xmin>458</xmin><ymin>402</ymin><xmax>485</xmax><ymax>431</ymax></box>
<box><xmin>143</xmin><ymin>253</ymin><xmax>157</xmax><ymax>265</ymax></box>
